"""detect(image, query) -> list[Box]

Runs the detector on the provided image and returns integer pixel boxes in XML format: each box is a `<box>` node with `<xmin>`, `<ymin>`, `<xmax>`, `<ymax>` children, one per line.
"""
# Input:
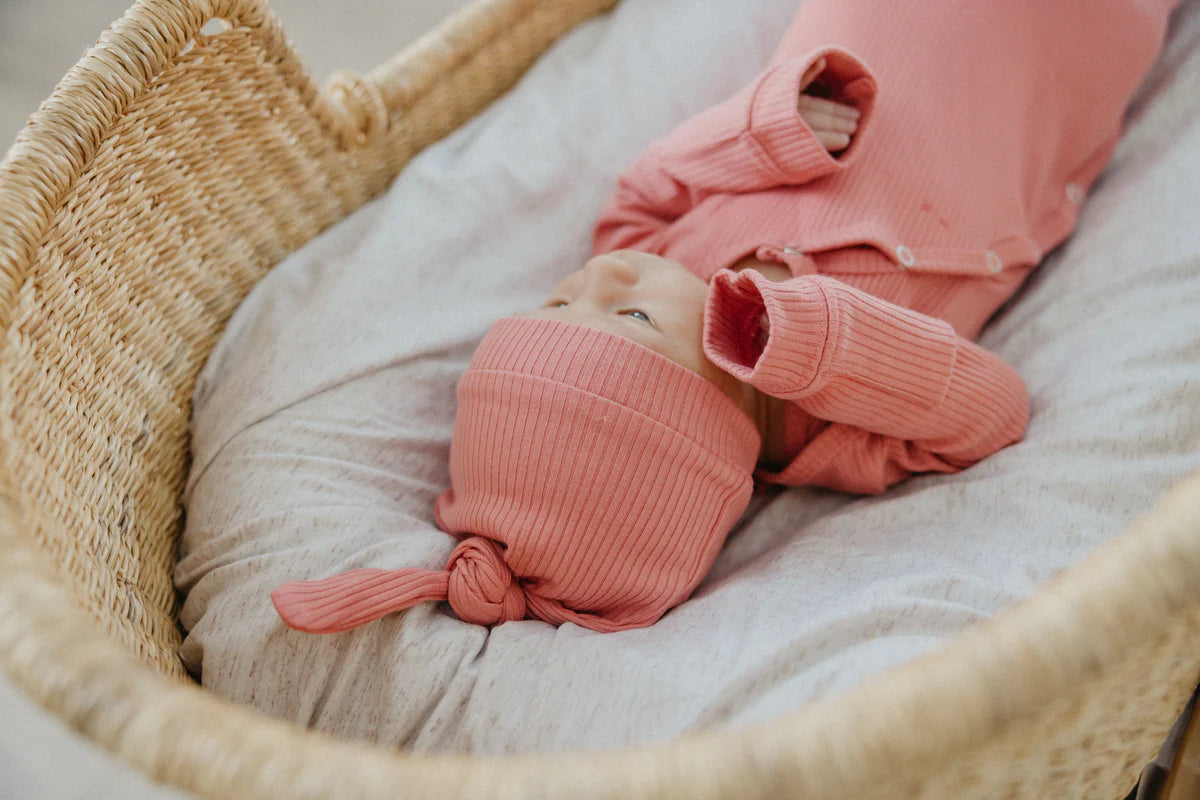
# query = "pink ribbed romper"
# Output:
<box><xmin>594</xmin><ymin>0</ymin><xmax>1178</xmax><ymax>493</ymax></box>
<box><xmin>272</xmin><ymin>0</ymin><xmax>1180</xmax><ymax>635</ymax></box>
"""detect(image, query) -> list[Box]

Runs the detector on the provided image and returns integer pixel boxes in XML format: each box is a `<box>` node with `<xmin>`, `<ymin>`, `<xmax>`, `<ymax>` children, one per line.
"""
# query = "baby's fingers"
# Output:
<box><xmin>815</xmin><ymin>131</ymin><xmax>852</xmax><ymax>152</ymax></box>
<box><xmin>799</xmin><ymin>57</ymin><xmax>827</xmax><ymax>91</ymax></box>
<box><xmin>797</xmin><ymin>94</ymin><xmax>860</xmax><ymax>128</ymax></box>
<box><xmin>797</xmin><ymin>97</ymin><xmax>859</xmax><ymax>153</ymax></box>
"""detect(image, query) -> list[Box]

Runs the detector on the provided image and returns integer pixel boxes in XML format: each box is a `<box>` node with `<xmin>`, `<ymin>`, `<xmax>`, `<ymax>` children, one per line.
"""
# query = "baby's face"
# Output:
<box><xmin>515</xmin><ymin>250</ymin><xmax>746</xmax><ymax>409</ymax></box>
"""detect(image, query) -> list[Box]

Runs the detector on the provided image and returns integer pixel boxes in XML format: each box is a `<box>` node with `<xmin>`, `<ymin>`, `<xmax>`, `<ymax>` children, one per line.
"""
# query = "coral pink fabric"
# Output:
<box><xmin>272</xmin><ymin>317</ymin><xmax>760</xmax><ymax>633</ymax></box>
<box><xmin>701</xmin><ymin>268</ymin><xmax>1029</xmax><ymax>493</ymax></box>
<box><xmin>272</xmin><ymin>0</ymin><xmax>1179</xmax><ymax>633</ymax></box>
<box><xmin>594</xmin><ymin>0</ymin><xmax>1177</xmax><ymax>493</ymax></box>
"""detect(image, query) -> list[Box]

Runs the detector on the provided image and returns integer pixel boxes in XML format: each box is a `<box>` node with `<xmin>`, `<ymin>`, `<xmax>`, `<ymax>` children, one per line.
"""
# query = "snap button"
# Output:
<box><xmin>895</xmin><ymin>244</ymin><xmax>916</xmax><ymax>268</ymax></box>
<box><xmin>1065</xmin><ymin>182</ymin><xmax>1085</xmax><ymax>204</ymax></box>
<box><xmin>985</xmin><ymin>250</ymin><xmax>1003</xmax><ymax>273</ymax></box>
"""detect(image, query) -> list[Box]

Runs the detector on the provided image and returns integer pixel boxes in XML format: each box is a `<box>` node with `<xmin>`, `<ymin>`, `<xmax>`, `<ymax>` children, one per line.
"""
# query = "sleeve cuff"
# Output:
<box><xmin>814</xmin><ymin>279</ymin><xmax>959</xmax><ymax>410</ymax></box>
<box><xmin>703</xmin><ymin>269</ymin><xmax>831</xmax><ymax>398</ymax></box>
<box><xmin>749</xmin><ymin>46</ymin><xmax>878</xmax><ymax>183</ymax></box>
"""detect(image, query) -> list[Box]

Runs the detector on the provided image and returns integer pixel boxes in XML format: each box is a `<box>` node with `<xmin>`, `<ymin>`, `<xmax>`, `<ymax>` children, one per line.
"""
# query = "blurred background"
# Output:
<box><xmin>0</xmin><ymin>0</ymin><xmax>473</xmax><ymax>146</ymax></box>
<box><xmin>1</xmin><ymin>3</ymin><xmax>471</xmax><ymax>796</ymax></box>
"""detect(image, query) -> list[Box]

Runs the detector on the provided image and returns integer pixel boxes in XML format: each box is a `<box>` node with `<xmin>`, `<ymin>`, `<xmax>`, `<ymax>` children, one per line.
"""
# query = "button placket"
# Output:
<box><xmin>759</xmin><ymin>245</ymin><xmax>819</xmax><ymax>275</ymax></box>
<box><xmin>985</xmin><ymin>250</ymin><xmax>1003</xmax><ymax>273</ymax></box>
<box><xmin>894</xmin><ymin>244</ymin><xmax>1016</xmax><ymax>276</ymax></box>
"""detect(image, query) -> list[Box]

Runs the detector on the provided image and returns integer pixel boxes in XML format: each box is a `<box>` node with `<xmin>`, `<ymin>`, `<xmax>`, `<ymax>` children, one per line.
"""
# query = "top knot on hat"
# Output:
<box><xmin>273</xmin><ymin>317</ymin><xmax>761</xmax><ymax>634</ymax></box>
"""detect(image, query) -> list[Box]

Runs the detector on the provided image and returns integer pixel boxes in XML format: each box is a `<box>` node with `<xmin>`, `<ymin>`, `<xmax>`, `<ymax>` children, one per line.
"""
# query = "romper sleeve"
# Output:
<box><xmin>702</xmin><ymin>268</ymin><xmax>1029</xmax><ymax>492</ymax></box>
<box><xmin>592</xmin><ymin>47</ymin><xmax>878</xmax><ymax>253</ymax></box>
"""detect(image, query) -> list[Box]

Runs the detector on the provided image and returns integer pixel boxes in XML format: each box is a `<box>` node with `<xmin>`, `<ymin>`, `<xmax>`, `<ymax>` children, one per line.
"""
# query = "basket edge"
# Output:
<box><xmin>1</xmin><ymin>0</ymin><xmax>1197</xmax><ymax>795</ymax></box>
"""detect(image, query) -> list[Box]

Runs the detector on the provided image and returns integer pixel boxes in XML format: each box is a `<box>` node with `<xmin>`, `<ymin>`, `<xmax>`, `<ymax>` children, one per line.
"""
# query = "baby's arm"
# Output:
<box><xmin>703</xmin><ymin>268</ymin><xmax>1029</xmax><ymax>492</ymax></box>
<box><xmin>593</xmin><ymin>47</ymin><xmax>877</xmax><ymax>253</ymax></box>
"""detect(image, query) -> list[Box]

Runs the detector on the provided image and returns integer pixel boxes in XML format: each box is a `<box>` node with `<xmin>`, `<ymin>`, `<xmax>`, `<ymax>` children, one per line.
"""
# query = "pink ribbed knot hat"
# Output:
<box><xmin>272</xmin><ymin>316</ymin><xmax>761</xmax><ymax>633</ymax></box>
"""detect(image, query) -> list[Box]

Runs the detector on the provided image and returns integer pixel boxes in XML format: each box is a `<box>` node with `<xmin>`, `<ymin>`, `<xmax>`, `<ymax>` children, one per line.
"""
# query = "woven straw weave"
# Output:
<box><xmin>0</xmin><ymin>0</ymin><xmax>1197</xmax><ymax>797</ymax></box>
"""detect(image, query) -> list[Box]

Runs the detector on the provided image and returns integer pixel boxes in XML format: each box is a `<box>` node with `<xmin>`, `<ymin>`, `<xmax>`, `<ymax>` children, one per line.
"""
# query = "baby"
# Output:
<box><xmin>273</xmin><ymin>0</ymin><xmax>1178</xmax><ymax>635</ymax></box>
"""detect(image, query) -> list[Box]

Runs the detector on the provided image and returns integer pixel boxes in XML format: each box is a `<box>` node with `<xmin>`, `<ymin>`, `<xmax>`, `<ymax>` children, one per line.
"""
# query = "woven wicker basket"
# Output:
<box><xmin>1</xmin><ymin>0</ymin><xmax>1198</xmax><ymax>797</ymax></box>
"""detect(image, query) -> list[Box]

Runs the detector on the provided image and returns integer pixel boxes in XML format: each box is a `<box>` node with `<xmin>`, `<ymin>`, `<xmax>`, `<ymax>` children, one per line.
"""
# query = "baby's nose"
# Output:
<box><xmin>583</xmin><ymin>254</ymin><xmax>639</xmax><ymax>289</ymax></box>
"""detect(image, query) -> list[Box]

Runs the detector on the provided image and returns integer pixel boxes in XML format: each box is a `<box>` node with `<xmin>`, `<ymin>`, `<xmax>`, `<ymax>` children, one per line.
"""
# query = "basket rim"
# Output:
<box><xmin>5</xmin><ymin>462</ymin><xmax>1198</xmax><ymax>798</ymax></box>
<box><xmin>1</xmin><ymin>0</ymin><xmax>1199</xmax><ymax>796</ymax></box>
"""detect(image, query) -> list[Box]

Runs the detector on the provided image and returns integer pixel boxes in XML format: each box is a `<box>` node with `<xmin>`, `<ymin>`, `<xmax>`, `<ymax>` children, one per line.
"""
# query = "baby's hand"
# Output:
<box><xmin>797</xmin><ymin>57</ymin><xmax>860</xmax><ymax>153</ymax></box>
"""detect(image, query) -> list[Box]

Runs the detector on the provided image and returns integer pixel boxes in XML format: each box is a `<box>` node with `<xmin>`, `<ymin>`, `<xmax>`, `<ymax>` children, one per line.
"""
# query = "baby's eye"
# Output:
<box><xmin>621</xmin><ymin>309</ymin><xmax>653</xmax><ymax>325</ymax></box>
<box><xmin>546</xmin><ymin>300</ymin><xmax>569</xmax><ymax>308</ymax></box>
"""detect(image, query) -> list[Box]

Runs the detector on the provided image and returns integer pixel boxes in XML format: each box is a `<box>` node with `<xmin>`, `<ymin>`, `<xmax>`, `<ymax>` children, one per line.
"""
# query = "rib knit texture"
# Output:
<box><xmin>704</xmin><ymin>268</ymin><xmax>1028</xmax><ymax>493</ymax></box>
<box><xmin>273</xmin><ymin>0</ymin><xmax>1176</xmax><ymax>632</ymax></box>
<box><xmin>594</xmin><ymin>0</ymin><xmax>1167</xmax><ymax>286</ymax></box>
<box><xmin>272</xmin><ymin>317</ymin><xmax>761</xmax><ymax>633</ymax></box>
<box><xmin>592</xmin><ymin>0</ymin><xmax>1172</xmax><ymax>493</ymax></box>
